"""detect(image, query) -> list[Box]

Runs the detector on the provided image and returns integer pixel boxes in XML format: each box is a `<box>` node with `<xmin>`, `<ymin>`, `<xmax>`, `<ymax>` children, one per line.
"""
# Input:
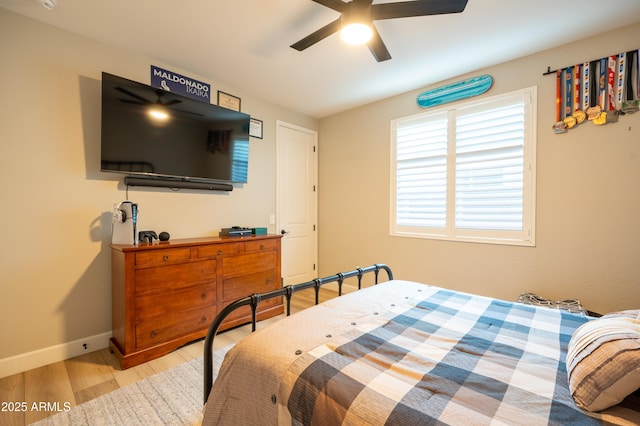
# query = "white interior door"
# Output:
<box><xmin>276</xmin><ymin>121</ymin><xmax>318</xmax><ymax>285</ymax></box>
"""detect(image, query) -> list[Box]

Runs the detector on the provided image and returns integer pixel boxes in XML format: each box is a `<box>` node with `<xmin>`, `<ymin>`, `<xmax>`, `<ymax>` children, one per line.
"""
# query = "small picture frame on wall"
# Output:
<box><xmin>249</xmin><ymin>118</ymin><xmax>263</xmax><ymax>139</ymax></box>
<box><xmin>217</xmin><ymin>91</ymin><xmax>241</xmax><ymax>112</ymax></box>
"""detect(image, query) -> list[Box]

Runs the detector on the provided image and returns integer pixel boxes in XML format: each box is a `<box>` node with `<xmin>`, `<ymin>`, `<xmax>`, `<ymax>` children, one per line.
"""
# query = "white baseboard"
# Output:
<box><xmin>0</xmin><ymin>331</ymin><xmax>112</xmax><ymax>378</ymax></box>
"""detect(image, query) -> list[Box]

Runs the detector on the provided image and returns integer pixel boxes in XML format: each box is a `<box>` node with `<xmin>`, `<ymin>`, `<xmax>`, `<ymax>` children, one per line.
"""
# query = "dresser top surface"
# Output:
<box><xmin>111</xmin><ymin>234</ymin><xmax>281</xmax><ymax>252</ymax></box>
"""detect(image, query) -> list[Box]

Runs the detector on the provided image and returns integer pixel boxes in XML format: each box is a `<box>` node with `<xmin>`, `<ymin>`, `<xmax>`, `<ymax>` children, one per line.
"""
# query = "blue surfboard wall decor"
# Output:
<box><xmin>417</xmin><ymin>75</ymin><xmax>493</xmax><ymax>108</ymax></box>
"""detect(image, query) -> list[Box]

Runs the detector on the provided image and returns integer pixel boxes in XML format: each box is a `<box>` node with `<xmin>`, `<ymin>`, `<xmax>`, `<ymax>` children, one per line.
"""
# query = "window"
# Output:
<box><xmin>390</xmin><ymin>87</ymin><xmax>536</xmax><ymax>246</ymax></box>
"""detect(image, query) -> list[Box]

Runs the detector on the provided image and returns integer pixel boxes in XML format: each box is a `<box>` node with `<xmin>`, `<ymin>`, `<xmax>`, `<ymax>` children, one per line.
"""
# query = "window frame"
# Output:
<box><xmin>390</xmin><ymin>86</ymin><xmax>537</xmax><ymax>246</ymax></box>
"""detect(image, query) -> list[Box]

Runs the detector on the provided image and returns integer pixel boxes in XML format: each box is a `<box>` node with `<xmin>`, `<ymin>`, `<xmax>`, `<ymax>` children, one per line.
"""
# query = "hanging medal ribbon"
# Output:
<box><xmin>622</xmin><ymin>50</ymin><xmax>639</xmax><ymax>113</ymax></box>
<box><xmin>636</xmin><ymin>50</ymin><xmax>640</xmax><ymax>100</ymax></box>
<box><xmin>582</xmin><ymin>61</ymin><xmax>590</xmax><ymax>111</ymax></box>
<box><xmin>572</xmin><ymin>64</ymin><xmax>586</xmax><ymax>124</ymax></box>
<box><xmin>616</xmin><ymin>52</ymin><xmax>626</xmax><ymax>110</ymax></box>
<box><xmin>586</xmin><ymin>61</ymin><xmax>602</xmax><ymax>120</ymax></box>
<box><xmin>626</xmin><ymin>50</ymin><xmax>635</xmax><ymax>100</ymax></box>
<box><xmin>565</xmin><ymin>66</ymin><xmax>573</xmax><ymax>117</ymax></box>
<box><xmin>607</xmin><ymin>55</ymin><xmax>617</xmax><ymax>111</ymax></box>
<box><xmin>573</xmin><ymin>65</ymin><xmax>581</xmax><ymax>111</ymax></box>
<box><xmin>555</xmin><ymin>70</ymin><xmax>562</xmax><ymax>123</ymax></box>
<box><xmin>552</xmin><ymin>70</ymin><xmax>567</xmax><ymax>133</ymax></box>
<box><xmin>562</xmin><ymin>67</ymin><xmax>577</xmax><ymax>128</ymax></box>
<box><xmin>598</xmin><ymin>58</ymin><xmax>607</xmax><ymax>109</ymax></box>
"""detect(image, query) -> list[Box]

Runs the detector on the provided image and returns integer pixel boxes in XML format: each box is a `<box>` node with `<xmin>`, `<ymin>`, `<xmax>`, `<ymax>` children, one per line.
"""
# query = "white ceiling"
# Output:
<box><xmin>2</xmin><ymin>0</ymin><xmax>640</xmax><ymax>118</ymax></box>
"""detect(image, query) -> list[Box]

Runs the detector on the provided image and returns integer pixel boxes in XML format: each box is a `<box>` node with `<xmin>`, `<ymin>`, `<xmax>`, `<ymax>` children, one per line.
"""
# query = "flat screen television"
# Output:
<box><xmin>100</xmin><ymin>72</ymin><xmax>250</xmax><ymax>185</ymax></box>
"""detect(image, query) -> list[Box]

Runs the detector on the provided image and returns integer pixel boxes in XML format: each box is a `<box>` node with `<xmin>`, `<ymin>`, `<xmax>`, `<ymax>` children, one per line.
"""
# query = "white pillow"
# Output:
<box><xmin>566</xmin><ymin>313</ymin><xmax>640</xmax><ymax>412</ymax></box>
<box><xmin>602</xmin><ymin>309</ymin><xmax>640</xmax><ymax>320</ymax></box>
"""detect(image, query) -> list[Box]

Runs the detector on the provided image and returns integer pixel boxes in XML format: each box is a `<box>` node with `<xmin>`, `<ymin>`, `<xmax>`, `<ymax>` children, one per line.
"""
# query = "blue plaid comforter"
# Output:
<box><xmin>281</xmin><ymin>285</ymin><xmax>615</xmax><ymax>425</ymax></box>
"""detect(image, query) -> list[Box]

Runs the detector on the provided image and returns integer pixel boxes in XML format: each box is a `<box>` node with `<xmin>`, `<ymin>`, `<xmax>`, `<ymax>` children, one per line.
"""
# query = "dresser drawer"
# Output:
<box><xmin>135</xmin><ymin>306</ymin><xmax>214</xmax><ymax>349</ymax></box>
<box><xmin>135</xmin><ymin>260</ymin><xmax>216</xmax><ymax>293</ymax></box>
<box><xmin>198</xmin><ymin>243</ymin><xmax>242</xmax><ymax>258</ymax></box>
<box><xmin>244</xmin><ymin>238</ymin><xmax>279</xmax><ymax>252</ymax></box>
<box><xmin>223</xmin><ymin>251</ymin><xmax>277</xmax><ymax>278</ymax></box>
<box><xmin>135</xmin><ymin>247</ymin><xmax>192</xmax><ymax>267</ymax></box>
<box><xmin>222</xmin><ymin>270</ymin><xmax>281</xmax><ymax>323</ymax></box>
<box><xmin>222</xmin><ymin>269</ymin><xmax>280</xmax><ymax>302</ymax></box>
<box><xmin>224</xmin><ymin>298</ymin><xmax>281</xmax><ymax>324</ymax></box>
<box><xmin>135</xmin><ymin>283</ymin><xmax>216</xmax><ymax>321</ymax></box>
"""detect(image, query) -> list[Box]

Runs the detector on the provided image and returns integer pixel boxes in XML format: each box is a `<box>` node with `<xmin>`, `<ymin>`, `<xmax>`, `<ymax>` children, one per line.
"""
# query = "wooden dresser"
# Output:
<box><xmin>109</xmin><ymin>234</ymin><xmax>282</xmax><ymax>369</ymax></box>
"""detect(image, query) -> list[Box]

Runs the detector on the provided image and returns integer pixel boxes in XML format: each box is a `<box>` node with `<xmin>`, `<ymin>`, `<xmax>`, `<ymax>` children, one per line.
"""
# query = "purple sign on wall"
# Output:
<box><xmin>150</xmin><ymin>65</ymin><xmax>211</xmax><ymax>102</ymax></box>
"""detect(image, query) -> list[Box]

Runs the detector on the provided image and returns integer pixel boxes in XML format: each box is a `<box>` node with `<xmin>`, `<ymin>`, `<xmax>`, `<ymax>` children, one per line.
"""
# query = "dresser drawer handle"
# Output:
<box><xmin>150</xmin><ymin>330</ymin><xmax>158</xmax><ymax>338</ymax></box>
<box><xmin>259</xmin><ymin>244</ymin><xmax>264</xmax><ymax>250</ymax></box>
<box><xmin>265</xmin><ymin>278</ymin><xmax>272</xmax><ymax>284</ymax></box>
<box><xmin>201</xmin><ymin>293</ymin><xmax>207</xmax><ymax>300</ymax></box>
<box><xmin>217</xmin><ymin>249</ymin><xmax>223</xmax><ymax>255</ymax></box>
<box><xmin>163</xmin><ymin>255</ymin><xmax>169</xmax><ymax>262</ymax></box>
<box><xmin>200</xmin><ymin>316</ymin><xmax>207</xmax><ymax>323</ymax></box>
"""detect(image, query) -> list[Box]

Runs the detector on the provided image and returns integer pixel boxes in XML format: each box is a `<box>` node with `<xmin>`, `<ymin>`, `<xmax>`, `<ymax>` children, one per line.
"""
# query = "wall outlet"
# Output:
<box><xmin>269</xmin><ymin>214</ymin><xmax>275</xmax><ymax>225</ymax></box>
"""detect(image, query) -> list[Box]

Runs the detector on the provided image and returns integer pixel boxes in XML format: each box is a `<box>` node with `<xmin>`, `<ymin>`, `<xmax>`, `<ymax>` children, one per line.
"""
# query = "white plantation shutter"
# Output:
<box><xmin>395</xmin><ymin>112</ymin><xmax>448</xmax><ymax>228</ymax></box>
<box><xmin>391</xmin><ymin>87</ymin><xmax>536</xmax><ymax>246</ymax></box>
<box><xmin>455</xmin><ymin>101</ymin><xmax>525</xmax><ymax>231</ymax></box>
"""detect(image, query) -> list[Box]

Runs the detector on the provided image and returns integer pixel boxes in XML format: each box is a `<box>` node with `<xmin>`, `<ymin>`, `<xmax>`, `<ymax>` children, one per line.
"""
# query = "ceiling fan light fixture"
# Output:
<box><xmin>147</xmin><ymin>106</ymin><xmax>169</xmax><ymax>122</ymax></box>
<box><xmin>340</xmin><ymin>22</ymin><xmax>373</xmax><ymax>45</ymax></box>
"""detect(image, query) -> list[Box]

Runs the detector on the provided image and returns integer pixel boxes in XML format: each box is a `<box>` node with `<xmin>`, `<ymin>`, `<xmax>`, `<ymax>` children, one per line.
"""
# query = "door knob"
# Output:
<box><xmin>281</xmin><ymin>229</ymin><xmax>289</xmax><ymax>235</ymax></box>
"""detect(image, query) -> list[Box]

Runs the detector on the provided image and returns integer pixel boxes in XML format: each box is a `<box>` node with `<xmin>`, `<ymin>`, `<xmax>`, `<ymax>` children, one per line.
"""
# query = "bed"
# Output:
<box><xmin>202</xmin><ymin>264</ymin><xmax>640</xmax><ymax>425</ymax></box>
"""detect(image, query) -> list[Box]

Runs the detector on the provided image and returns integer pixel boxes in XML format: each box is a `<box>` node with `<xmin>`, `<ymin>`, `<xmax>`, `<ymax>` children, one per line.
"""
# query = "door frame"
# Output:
<box><xmin>275</xmin><ymin>120</ymin><xmax>318</xmax><ymax>283</ymax></box>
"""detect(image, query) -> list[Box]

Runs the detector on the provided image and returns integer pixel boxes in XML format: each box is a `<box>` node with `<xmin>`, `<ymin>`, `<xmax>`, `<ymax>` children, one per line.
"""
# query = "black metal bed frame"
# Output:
<box><xmin>203</xmin><ymin>263</ymin><xmax>393</xmax><ymax>403</ymax></box>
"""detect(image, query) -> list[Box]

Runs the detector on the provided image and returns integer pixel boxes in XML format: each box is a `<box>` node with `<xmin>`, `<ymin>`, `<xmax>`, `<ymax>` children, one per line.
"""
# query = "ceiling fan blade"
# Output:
<box><xmin>372</xmin><ymin>0</ymin><xmax>468</xmax><ymax>20</ymax></box>
<box><xmin>367</xmin><ymin>25</ymin><xmax>391</xmax><ymax>62</ymax></box>
<box><xmin>115</xmin><ymin>87</ymin><xmax>151</xmax><ymax>104</ymax></box>
<box><xmin>312</xmin><ymin>0</ymin><xmax>348</xmax><ymax>13</ymax></box>
<box><xmin>290</xmin><ymin>18</ymin><xmax>342</xmax><ymax>51</ymax></box>
<box><xmin>118</xmin><ymin>99</ymin><xmax>145</xmax><ymax>105</ymax></box>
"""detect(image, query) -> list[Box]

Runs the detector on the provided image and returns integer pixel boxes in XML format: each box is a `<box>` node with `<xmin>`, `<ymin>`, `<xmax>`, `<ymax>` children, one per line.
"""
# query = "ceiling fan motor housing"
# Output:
<box><xmin>341</xmin><ymin>1</ymin><xmax>372</xmax><ymax>26</ymax></box>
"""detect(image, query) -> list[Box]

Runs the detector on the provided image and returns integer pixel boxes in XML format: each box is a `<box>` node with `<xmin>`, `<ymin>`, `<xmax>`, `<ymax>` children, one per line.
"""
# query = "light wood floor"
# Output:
<box><xmin>0</xmin><ymin>287</ymin><xmax>340</xmax><ymax>426</ymax></box>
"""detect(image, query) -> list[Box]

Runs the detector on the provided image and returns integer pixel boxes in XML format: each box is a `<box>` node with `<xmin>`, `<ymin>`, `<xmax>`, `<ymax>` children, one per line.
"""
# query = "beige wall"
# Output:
<box><xmin>0</xmin><ymin>9</ymin><xmax>317</xmax><ymax>373</ymax></box>
<box><xmin>318</xmin><ymin>23</ymin><xmax>640</xmax><ymax>315</ymax></box>
<box><xmin>2</xmin><ymin>6</ymin><xmax>638</xmax><ymax>376</ymax></box>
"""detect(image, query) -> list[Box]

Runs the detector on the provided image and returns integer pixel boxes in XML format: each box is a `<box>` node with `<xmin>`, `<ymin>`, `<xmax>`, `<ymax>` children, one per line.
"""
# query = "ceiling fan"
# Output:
<box><xmin>290</xmin><ymin>0</ymin><xmax>469</xmax><ymax>62</ymax></box>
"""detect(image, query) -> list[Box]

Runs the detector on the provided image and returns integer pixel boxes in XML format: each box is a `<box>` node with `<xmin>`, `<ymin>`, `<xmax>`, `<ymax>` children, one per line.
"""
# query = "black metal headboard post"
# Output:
<box><xmin>203</xmin><ymin>263</ymin><xmax>393</xmax><ymax>403</ymax></box>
